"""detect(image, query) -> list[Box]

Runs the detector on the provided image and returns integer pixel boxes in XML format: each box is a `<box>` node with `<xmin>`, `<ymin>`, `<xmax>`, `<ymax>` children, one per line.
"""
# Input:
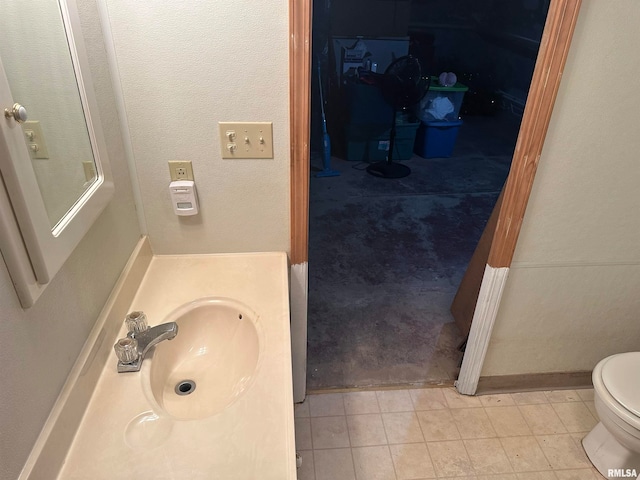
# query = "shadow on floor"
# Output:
<box><xmin>307</xmin><ymin>113</ymin><xmax>520</xmax><ymax>389</ymax></box>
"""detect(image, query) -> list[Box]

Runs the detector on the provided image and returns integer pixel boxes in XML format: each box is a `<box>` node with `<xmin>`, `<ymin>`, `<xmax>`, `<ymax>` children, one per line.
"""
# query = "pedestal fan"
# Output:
<box><xmin>366</xmin><ymin>55</ymin><xmax>430</xmax><ymax>179</ymax></box>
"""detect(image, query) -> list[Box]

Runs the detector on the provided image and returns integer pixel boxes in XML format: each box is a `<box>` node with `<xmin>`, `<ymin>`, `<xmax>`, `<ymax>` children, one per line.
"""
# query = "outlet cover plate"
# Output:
<box><xmin>218</xmin><ymin>122</ymin><xmax>273</xmax><ymax>159</ymax></box>
<box><xmin>168</xmin><ymin>161</ymin><xmax>194</xmax><ymax>181</ymax></box>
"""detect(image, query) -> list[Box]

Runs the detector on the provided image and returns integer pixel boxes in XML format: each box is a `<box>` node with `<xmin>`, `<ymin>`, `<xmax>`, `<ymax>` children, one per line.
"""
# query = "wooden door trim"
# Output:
<box><xmin>290</xmin><ymin>0</ymin><xmax>312</xmax><ymax>265</ymax></box>
<box><xmin>488</xmin><ymin>0</ymin><xmax>582</xmax><ymax>267</ymax></box>
<box><xmin>450</xmin><ymin>0</ymin><xmax>582</xmax><ymax>336</ymax></box>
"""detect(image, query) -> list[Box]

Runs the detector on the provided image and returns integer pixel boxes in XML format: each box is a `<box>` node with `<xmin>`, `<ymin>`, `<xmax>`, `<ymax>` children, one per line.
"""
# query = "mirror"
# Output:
<box><xmin>0</xmin><ymin>0</ymin><xmax>98</xmax><ymax>227</ymax></box>
<box><xmin>0</xmin><ymin>0</ymin><xmax>114</xmax><ymax>307</ymax></box>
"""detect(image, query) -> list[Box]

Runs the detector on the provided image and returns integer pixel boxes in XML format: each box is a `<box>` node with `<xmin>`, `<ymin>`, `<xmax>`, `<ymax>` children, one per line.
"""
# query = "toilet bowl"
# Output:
<box><xmin>583</xmin><ymin>352</ymin><xmax>640</xmax><ymax>479</ymax></box>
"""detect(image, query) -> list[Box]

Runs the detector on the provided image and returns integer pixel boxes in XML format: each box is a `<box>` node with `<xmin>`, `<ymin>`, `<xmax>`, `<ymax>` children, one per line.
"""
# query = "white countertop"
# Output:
<box><xmin>58</xmin><ymin>253</ymin><xmax>296</xmax><ymax>480</ymax></box>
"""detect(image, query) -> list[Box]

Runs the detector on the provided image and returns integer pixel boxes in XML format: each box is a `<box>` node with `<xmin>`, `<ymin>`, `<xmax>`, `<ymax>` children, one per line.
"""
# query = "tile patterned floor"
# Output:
<box><xmin>295</xmin><ymin>387</ymin><xmax>604</xmax><ymax>480</ymax></box>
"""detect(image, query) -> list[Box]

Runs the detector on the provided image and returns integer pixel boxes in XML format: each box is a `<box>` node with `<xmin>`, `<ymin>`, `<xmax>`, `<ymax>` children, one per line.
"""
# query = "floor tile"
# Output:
<box><xmin>382</xmin><ymin>412</ymin><xmax>425</xmax><ymax>444</ymax></box>
<box><xmin>576</xmin><ymin>389</ymin><xmax>594</xmax><ymax>402</ymax></box>
<box><xmin>519</xmin><ymin>404</ymin><xmax>568</xmax><ymax>435</ymax></box>
<box><xmin>296</xmin><ymin>401</ymin><xmax>311</xmax><ymax>418</ymax></box>
<box><xmin>486</xmin><ymin>406</ymin><xmax>532</xmax><ymax>437</ymax></box>
<box><xmin>464</xmin><ymin>438</ymin><xmax>514</xmax><ymax>474</ymax></box>
<box><xmin>512</xmin><ymin>392</ymin><xmax>550</xmax><ymax>405</ymax></box>
<box><xmin>298</xmin><ymin>450</ymin><xmax>315</xmax><ymax>480</ymax></box>
<box><xmin>569</xmin><ymin>432</ymin><xmax>592</xmax><ymax>459</ymax></box>
<box><xmin>500</xmin><ymin>436</ymin><xmax>552</xmax><ymax>472</ymax></box>
<box><xmin>555</xmin><ymin>469</ymin><xmax>599</xmax><ymax>479</ymax></box>
<box><xmin>451</xmin><ymin>408</ymin><xmax>497</xmax><ymax>439</ymax></box>
<box><xmin>347</xmin><ymin>414</ymin><xmax>387</xmax><ymax>447</ymax></box>
<box><xmin>552</xmin><ymin>403</ymin><xmax>597</xmax><ymax>433</ymax></box>
<box><xmin>536</xmin><ymin>434</ymin><xmax>591</xmax><ymax>470</ymax></box>
<box><xmin>302</xmin><ymin>388</ymin><xmax>603</xmax><ymax>480</ymax></box>
<box><xmin>377</xmin><ymin>389</ymin><xmax>414</xmax><ymax>413</ymax></box>
<box><xmin>584</xmin><ymin>401</ymin><xmax>598</xmax><ymax>420</ymax></box>
<box><xmin>410</xmin><ymin>388</ymin><xmax>448</xmax><ymax>410</ymax></box>
<box><xmin>545</xmin><ymin>390</ymin><xmax>582</xmax><ymax>403</ymax></box>
<box><xmin>479</xmin><ymin>394</ymin><xmax>516</xmax><ymax>407</ymax></box>
<box><xmin>416</xmin><ymin>408</ymin><xmax>461</xmax><ymax>441</ymax></box>
<box><xmin>515</xmin><ymin>473</ymin><xmax>557</xmax><ymax>480</ymax></box>
<box><xmin>427</xmin><ymin>440</ymin><xmax>475</xmax><ymax>477</ymax></box>
<box><xmin>352</xmin><ymin>445</ymin><xmax>396</xmax><ymax>480</ymax></box>
<box><xmin>296</xmin><ymin>417</ymin><xmax>313</xmax><ymax>450</ymax></box>
<box><xmin>314</xmin><ymin>448</ymin><xmax>356</xmax><ymax>480</ymax></box>
<box><xmin>443</xmin><ymin>387</ymin><xmax>483</xmax><ymax>408</ymax></box>
<box><xmin>344</xmin><ymin>391</ymin><xmax>380</xmax><ymax>415</ymax></box>
<box><xmin>389</xmin><ymin>443</ymin><xmax>436</xmax><ymax>479</ymax></box>
<box><xmin>309</xmin><ymin>393</ymin><xmax>345</xmax><ymax>417</ymax></box>
<box><xmin>311</xmin><ymin>416</ymin><xmax>350</xmax><ymax>449</ymax></box>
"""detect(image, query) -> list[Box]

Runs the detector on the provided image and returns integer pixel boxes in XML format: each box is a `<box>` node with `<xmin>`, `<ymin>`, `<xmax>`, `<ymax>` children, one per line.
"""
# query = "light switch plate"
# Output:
<box><xmin>82</xmin><ymin>161</ymin><xmax>96</xmax><ymax>182</ymax></box>
<box><xmin>23</xmin><ymin>120</ymin><xmax>49</xmax><ymax>159</ymax></box>
<box><xmin>218</xmin><ymin>122</ymin><xmax>273</xmax><ymax>159</ymax></box>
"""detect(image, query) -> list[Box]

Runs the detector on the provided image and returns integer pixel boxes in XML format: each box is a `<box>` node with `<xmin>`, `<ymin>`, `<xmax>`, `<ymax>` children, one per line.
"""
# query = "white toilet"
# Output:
<box><xmin>583</xmin><ymin>352</ymin><xmax>640</xmax><ymax>479</ymax></box>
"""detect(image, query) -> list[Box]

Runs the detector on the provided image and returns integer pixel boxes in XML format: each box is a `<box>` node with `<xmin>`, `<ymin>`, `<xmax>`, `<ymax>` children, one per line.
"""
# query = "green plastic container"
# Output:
<box><xmin>418</xmin><ymin>77</ymin><xmax>469</xmax><ymax>122</ymax></box>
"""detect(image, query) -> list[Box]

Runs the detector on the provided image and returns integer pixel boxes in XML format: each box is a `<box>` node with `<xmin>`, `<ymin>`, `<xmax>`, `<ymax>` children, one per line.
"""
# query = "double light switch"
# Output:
<box><xmin>23</xmin><ymin>120</ymin><xmax>49</xmax><ymax>159</ymax></box>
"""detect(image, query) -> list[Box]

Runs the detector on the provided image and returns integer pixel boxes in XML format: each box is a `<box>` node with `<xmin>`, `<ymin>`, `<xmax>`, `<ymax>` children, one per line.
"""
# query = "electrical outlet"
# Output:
<box><xmin>168</xmin><ymin>161</ymin><xmax>194</xmax><ymax>181</ymax></box>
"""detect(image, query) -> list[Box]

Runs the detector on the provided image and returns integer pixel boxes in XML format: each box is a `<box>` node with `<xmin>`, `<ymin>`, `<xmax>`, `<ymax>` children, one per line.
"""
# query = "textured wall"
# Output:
<box><xmin>0</xmin><ymin>0</ymin><xmax>140</xmax><ymax>478</ymax></box>
<box><xmin>482</xmin><ymin>0</ymin><xmax>640</xmax><ymax>376</ymax></box>
<box><xmin>103</xmin><ymin>0</ymin><xmax>291</xmax><ymax>254</ymax></box>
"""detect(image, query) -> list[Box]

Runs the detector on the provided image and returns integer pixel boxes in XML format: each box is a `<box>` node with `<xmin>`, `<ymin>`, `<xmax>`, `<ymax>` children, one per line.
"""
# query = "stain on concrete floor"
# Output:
<box><xmin>307</xmin><ymin>114</ymin><xmax>520</xmax><ymax>389</ymax></box>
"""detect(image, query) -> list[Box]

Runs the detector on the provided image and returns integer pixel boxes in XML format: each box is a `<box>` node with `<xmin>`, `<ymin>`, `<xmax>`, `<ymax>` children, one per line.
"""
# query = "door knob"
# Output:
<box><xmin>4</xmin><ymin>103</ymin><xmax>28</xmax><ymax>123</ymax></box>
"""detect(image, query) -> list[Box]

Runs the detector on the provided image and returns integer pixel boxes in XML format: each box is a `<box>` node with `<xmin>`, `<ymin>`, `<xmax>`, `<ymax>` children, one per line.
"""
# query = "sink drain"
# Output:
<box><xmin>175</xmin><ymin>380</ymin><xmax>196</xmax><ymax>396</ymax></box>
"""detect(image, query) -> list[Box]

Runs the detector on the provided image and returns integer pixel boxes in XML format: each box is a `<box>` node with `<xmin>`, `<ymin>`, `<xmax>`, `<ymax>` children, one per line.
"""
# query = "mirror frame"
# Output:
<box><xmin>0</xmin><ymin>0</ymin><xmax>114</xmax><ymax>308</ymax></box>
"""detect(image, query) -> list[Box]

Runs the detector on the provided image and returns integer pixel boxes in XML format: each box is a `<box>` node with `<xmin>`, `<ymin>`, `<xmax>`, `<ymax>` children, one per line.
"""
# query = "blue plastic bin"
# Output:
<box><xmin>414</xmin><ymin>120</ymin><xmax>463</xmax><ymax>158</ymax></box>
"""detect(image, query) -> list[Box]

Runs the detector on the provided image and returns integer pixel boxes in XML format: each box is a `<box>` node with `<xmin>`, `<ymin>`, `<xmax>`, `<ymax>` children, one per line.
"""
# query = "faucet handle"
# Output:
<box><xmin>114</xmin><ymin>337</ymin><xmax>139</xmax><ymax>364</ymax></box>
<box><xmin>125</xmin><ymin>311</ymin><xmax>149</xmax><ymax>335</ymax></box>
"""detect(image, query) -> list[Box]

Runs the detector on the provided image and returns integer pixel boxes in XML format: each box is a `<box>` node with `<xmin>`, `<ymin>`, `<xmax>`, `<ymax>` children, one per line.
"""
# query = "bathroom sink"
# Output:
<box><xmin>144</xmin><ymin>297</ymin><xmax>262</xmax><ymax>420</ymax></box>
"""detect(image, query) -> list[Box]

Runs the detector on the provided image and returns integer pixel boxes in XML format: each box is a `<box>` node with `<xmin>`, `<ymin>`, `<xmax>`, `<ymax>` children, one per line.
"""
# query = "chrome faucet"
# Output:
<box><xmin>114</xmin><ymin>312</ymin><xmax>178</xmax><ymax>373</ymax></box>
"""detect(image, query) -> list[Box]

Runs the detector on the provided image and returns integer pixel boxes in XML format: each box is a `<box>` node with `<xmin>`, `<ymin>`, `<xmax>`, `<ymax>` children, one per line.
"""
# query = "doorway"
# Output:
<box><xmin>306</xmin><ymin>1</ymin><xmax>546</xmax><ymax>390</ymax></box>
<box><xmin>290</xmin><ymin>0</ymin><xmax>582</xmax><ymax>397</ymax></box>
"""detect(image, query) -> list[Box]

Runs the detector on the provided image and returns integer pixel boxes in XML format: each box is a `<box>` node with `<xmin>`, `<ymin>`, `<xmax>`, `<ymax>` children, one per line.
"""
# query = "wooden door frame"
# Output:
<box><xmin>290</xmin><ymin>0</ymin><xmax>311</xmax><ymax>267</ymax></box>
<box><xmin>289</xmin><ymin>0</ymin><xmax>582</xmax><ymax>396</ymax></box>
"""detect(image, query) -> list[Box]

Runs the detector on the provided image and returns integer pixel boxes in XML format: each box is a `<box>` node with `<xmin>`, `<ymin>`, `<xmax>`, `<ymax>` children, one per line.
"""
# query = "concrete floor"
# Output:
<box><xmin>307</xmin><ymin>113</ymin><xmax>521</xmax><ymax>390</ymax></box>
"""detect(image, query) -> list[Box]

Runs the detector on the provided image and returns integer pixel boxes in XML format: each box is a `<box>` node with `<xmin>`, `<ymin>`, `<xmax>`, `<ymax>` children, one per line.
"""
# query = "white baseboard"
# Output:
<box><xmin>290</xmin><ymin>262</ymin><xmax>308</xmax><ymax>403</ymax></box>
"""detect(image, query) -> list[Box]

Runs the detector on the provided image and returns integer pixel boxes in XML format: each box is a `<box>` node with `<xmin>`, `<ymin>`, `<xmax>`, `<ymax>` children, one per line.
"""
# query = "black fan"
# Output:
<box><xmin>366</xmin><ymin>55</ymin><xmax>430</xmax><ymax>179</ymax></box>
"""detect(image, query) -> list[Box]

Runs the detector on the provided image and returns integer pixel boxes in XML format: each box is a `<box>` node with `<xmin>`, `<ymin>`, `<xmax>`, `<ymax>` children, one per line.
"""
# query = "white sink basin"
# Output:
<box><xmin>144</xmin><ymin>297</ymin><xmax>262</xmax><ymax>420</ymax></box>
<box><xmin>55</xmin><ymin>253</ymin><xmax>296</xmax><ymax>479</ymax></box>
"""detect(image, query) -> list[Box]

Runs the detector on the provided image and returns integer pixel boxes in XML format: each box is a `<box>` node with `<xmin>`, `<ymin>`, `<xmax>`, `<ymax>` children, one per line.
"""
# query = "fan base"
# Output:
<box><xmin>366</xmin><ymin>161</ymin><xmax>411</xmax><ymax>179</ymax></box>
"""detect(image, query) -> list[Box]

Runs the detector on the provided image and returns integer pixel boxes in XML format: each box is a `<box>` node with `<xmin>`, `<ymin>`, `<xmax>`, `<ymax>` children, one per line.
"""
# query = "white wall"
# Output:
<box><xmin>482</xmin><ymin>0</ymin><xmax>640</xmax><ymax>376</ymax></box>
<box><xmin>103</xmin><ymin>0</ymin><xmax>291</xmax><ymax>255</ymax></box>
<box><xmin>0</xmin><ymin>0</ymin><xmax>141</xmax><ymax>478</ymax></box>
